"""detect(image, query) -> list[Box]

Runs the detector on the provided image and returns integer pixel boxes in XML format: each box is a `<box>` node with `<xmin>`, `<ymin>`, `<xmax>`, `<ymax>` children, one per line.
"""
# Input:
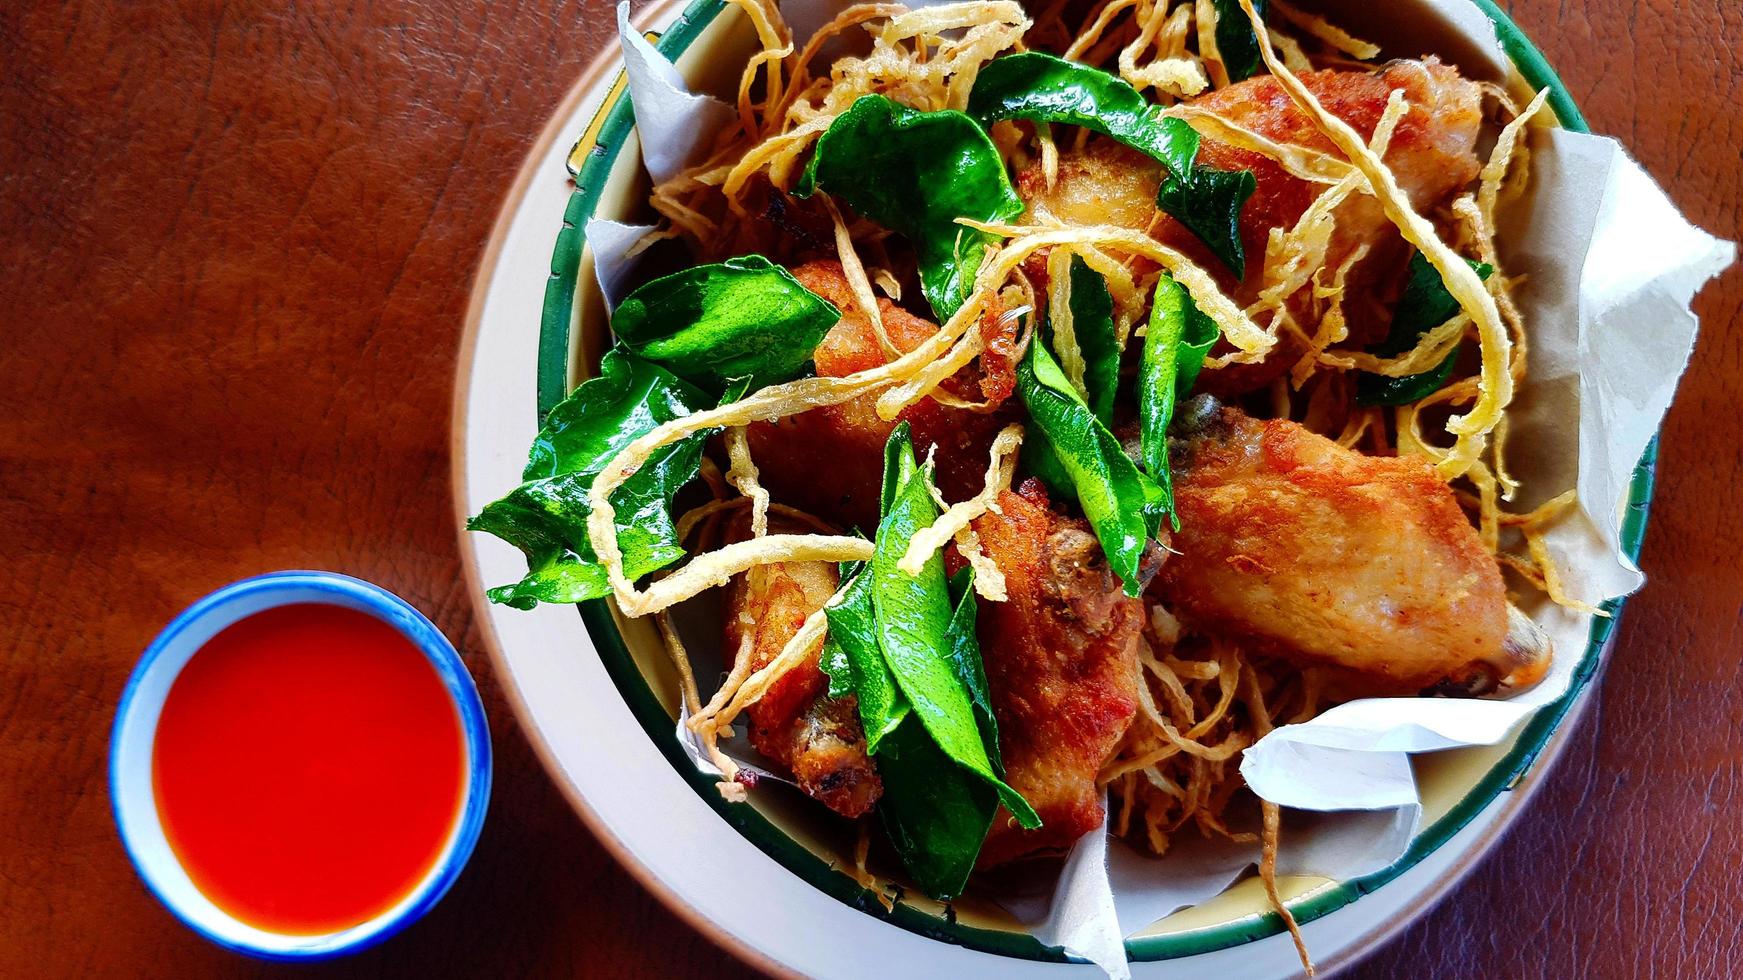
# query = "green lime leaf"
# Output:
<box><xmin>797</xmin><ymin>94</ymin><xmax>1026</xmax><ymax>320</ymax></box>
<box><xmin>1156</xmin><ymin>164</ymin><xmax>1258</xmax><ymax>278</ymax></box>
<box><xmin>967</xmin><ymin>52</ymin><xmax>1198</xmax><ymax>180</ymax></box>
<box><xmin>1020</xmin><ymin>420</ymin><xmax>1077</xmax><ymax>502</ymax></box>
<box><xmin>1137</xmin><ymin>273</ymin><xmax>1219</xmax><ymax>529</ymax></box>
<box><xmin>945</xmin><ymin>567</ymin><xmax>1002</xmax><ymax>775</ymax></box>
<box><xmin>822</xmin><ymin>560</ymin><xmax>909</xmax><ymax>750</ymax></box>
<box><xmin>966</xmin><ymin>52</ymin><xmax>1256</xmax><ymax>277</ymax></box>
<box><xmin>820</xmin><ymin>560</ymin><xmax>862</xmax><ymax>700</ymax></box>
<box><xmin>611</xmin><ymin>255</ymin><xmax>840</xmax><ymax>390</ymax></box>
<box><xmin>1356</xmin><ymin>252</ymin><xmax>1494</xmax><ymax>406</ymax></box>
<box><xmin>819</xmin><ymin>630</ymin><xmax>853</xmax><ymax>699</ymax></box>
<box><xmin>1019</xmin><ymin>338</ymin><xmax>1165</xmax><ymax>597</ymax></box>
<box><xmin>871</xmin><ymin>428</ymin><xmax>1040</xmax><ymax>828</ymax></box>
<box><xmin>1067</xmin><ymin>257</ymin><xmax>1121</xmax><ymax>426</ymax></box>
<box><xmin>853</xmin><ymin>426</ymin><xmax>1040</xmax><ymax>899</ymax></box>
<box><xmin>1357</xmin><ymin>350</ymin><xmax>1461</xmax><ymax>406</ymax></box>
<box><xmin>468</xmin><ymin>349</ymin><xmax>714</xmax><ymax>609</ymax></box>
<box><xmin>873</xmin><ymin>716</ymin><xmax>998</xmax><ymax>901</ymax></box>
<box><xmin>1210</xmin><ymin>0</ymin><xmax>1269</xmax><ymax>83</ymax></box>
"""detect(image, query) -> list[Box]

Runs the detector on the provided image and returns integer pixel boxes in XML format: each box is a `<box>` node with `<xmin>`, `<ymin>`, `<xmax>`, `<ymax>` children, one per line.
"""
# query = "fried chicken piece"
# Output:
<box><xmin>722</xmin><ymin>515</ymin><xmax>882</xmax><ymax>817</ymax></box>
<box><xmin>1157</xmin><ymin>403</ymin><xmax>1550</xmax><ymax>694</ymax></box>
<box><xmin>747</xmin><ymin>260</ymin><xmax>1019</xmax><ymax>529</ymax></box>
<box><xmin>969</xmin><ymin>481</ymin><xmax>1146</xmax><ymax>866</ymax></box>
<box><xmin>1016</xmin><ymin>59</ymin><xmax>1484</xmax><ymax>393</ymax></box>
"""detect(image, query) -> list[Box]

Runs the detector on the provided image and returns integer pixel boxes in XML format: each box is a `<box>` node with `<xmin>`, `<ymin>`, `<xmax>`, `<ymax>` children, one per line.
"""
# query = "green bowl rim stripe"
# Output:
<box><xmin>530</xmin><ymin>1</ymin><xmax>1654</xmax><ymax>963</ymax></box>
<box><xmin>538</xmin><ymin>0</ymin><xmax>730</xmax><ymax>416</ymax></box>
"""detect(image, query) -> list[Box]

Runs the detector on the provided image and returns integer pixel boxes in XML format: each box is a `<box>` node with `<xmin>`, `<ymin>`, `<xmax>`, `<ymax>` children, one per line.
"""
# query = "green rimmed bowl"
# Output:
<box><xmin>455</xmin><ymin>1</ymin><xmax>1653</xmax><ymax>974</ymax></box>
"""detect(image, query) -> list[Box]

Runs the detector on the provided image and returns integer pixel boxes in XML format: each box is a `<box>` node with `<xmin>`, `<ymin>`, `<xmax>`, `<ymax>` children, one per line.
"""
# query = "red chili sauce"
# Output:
<box><xmin>152</xmin><ymin>603</ymin><xmax>466</xmax><ymax>935</ymax></box>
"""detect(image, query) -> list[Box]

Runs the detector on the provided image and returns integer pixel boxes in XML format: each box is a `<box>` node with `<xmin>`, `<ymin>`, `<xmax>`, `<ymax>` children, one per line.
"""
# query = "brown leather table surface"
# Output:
<box><xmin>1</xmin><ymin>0</ymin><xmax>1736</xmax><ymax>976</ymax></box>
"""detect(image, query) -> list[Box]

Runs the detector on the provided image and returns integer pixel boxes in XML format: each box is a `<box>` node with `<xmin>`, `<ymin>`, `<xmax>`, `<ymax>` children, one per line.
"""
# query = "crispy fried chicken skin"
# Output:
<box><xmin>1017</xmin><ymin>58</ymin><xmax>1484</xmax><ymax>393</ymax></box>
<box><xmin>721</xmin><ymin>515</ymin><xmax>882</xmax><ymax>817</ymax></box>
<box><xmin>969</xmin><ymin>481</ymin><xmax>1146</xmax><ymax>866</ymax></box>
<box><xmin>1157</xmin><ymin>404</ymin><xmax>1549</xmax><ymax>694</ymax></box>
<box><xmin>746</xmin><ymin>260</ymin><xmax>1019</xmax><ymax>530</ymax></box>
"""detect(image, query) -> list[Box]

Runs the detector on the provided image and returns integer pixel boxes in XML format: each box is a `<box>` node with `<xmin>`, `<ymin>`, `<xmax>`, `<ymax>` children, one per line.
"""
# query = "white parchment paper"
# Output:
<box><xmin>579</xmin><ymin>1</ymin><xmax>1735</xmax><ymax>976</ymax></box>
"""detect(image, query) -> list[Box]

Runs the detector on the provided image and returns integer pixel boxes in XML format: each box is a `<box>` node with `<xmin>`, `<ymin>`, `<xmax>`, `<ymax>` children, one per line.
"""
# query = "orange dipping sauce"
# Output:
<box><xmin>152</xmin><ymin>603</ymin><xmax>467</xmax><ymax>935</ymax></box>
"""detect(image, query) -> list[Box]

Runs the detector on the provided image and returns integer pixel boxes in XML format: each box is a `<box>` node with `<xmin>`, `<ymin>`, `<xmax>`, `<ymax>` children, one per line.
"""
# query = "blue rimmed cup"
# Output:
<box><xmin>109</xmin><ymin>570</ymin><xmax>492</xmax><ymax>961</ymax></box>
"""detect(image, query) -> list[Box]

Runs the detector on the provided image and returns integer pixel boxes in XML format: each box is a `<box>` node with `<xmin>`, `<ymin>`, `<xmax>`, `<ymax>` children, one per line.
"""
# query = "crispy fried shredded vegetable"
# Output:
<box><xmin>1165</xmin><ymin>103</ymin><xmax>1353</xmax><ymax>184</ymax></box>
<box><xmin>899</xmin><ymin>424</ymin><xmax>1024</xmax><ymax>586</ymax></box>
<box><xmin>1121</xmin><ymin>0</ymin><xmax>1205</xmax><ymax>97</ymax></box>
<box><xmin>1046</xmin><ymin>249</ymin><xmax>1091</xmax><ymax>398</ymax></box>
<box><xmin>1234</xmin><ymin>0</ymin><xmax>1511</xmax><ymax>481</ymax></box>
<box><xmin>1193</xmin><ymin>0</ymin><xmax>1230</xmax><ymax>89</ymax></box>
<box><xmin>723</xmin><ymin>426</ymin><xmax>772</xmax><ymax>539</ymax></box>
<box><xmin>823</xmin><ymin>195</ymin><xmax>897</xmax><ymax>358</ymax></box>
<box><xmin>1290</xmin><ymin>243</ymin><xmax>1367</xmax><ymax>386</ymax></box>
<box><xmin>1271</xmin><ymin>0</ymin><xmax>1380</xmax><ymax>61</ymax></box>
<box><xmin>1240</xmin><ymin>89</ymin><xmax>1407</xmax><ymax>350</ymax></box>
<box><xmin>701</xmin><ymin>603</ymin><xmax>831</xmax><ymax>736</ymax></box>
<box><xmin>962</xmin><ymin>219</ymin><xmax>1272</xmax><ymax>355</ymax></box>
<box><xmin>559</xmin><ymin>2</ymin><xmax>1593</xmax><ymax>970</ymax></box>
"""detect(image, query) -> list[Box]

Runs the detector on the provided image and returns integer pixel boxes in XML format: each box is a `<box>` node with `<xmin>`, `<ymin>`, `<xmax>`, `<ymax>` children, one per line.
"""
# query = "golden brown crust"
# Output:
<box><xmin>1158</xmin><ymin>408</ymin><xmax>1511</xmax><ymax>693</ymax></box>
<box><xmin>1016</xmin><ymin>59</ymin><xmax>1484</xmax><ymax>395</ymax></box>
<box><xmin>721</xmin><ymin>515</ymin><xmax>882</xmax><ymax>817</ymax></box>
<box><xmin>747</xmin><ymin>260</ymin><xmax>1020</xmax><ymax>530</ymax></box>
<box><xmin>970</xmin><ymin>482</ymin><xmax>1144</xmax><ymax>866</ymax></box>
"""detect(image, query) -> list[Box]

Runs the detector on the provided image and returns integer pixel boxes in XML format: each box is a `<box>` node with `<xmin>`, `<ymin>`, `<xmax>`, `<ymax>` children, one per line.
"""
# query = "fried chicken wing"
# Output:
<box><xmin>1017</xmin><ymin>58</ymin><xmax>1483</xmax><ymax>392</ymax></box>
<box><xmin>969</xmin><ymin>481</ymin><xmax>1147</xmax><ymax>866</ymax></box>
<box><xmin>1157</xmin><ymin>404</ymin><xmax>1549</xmax><ymax>694</ymax></box>
<box><xmin>722</xmin><ymin>516</ymin><xmax>882</xmax><ymax>817</ymax></box>
<box><xmin>747</xmin><ymin>260</ymin><xmax>1019</xmax><ymax>530</ymax></box>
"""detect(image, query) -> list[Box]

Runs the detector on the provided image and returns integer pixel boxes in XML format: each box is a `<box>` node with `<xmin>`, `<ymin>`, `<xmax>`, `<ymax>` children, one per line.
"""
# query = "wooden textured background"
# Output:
<box><xmin>0</xmin><ymin>0</ymin><xmax>1735</xmax><ymax>976</ymax></box>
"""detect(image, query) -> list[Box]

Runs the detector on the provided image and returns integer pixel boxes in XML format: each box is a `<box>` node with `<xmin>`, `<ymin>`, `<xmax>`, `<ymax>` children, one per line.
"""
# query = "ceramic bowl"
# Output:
<box><xmin>110</xmin><ymin>571</ymin><xmax>492</xmax><ymax>961</ymax></box>
<box><xmin>456</xmin><ymin>1</ymin><xmax>1652</xmax><ymax>973</ymax></box>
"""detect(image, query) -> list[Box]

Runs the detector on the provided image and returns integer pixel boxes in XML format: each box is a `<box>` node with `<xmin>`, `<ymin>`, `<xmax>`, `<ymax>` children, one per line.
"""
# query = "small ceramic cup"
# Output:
<box><xmin>109</xmin><ymin>570</ymin><xmax>492</xmax><ymax>960</ymax></box>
